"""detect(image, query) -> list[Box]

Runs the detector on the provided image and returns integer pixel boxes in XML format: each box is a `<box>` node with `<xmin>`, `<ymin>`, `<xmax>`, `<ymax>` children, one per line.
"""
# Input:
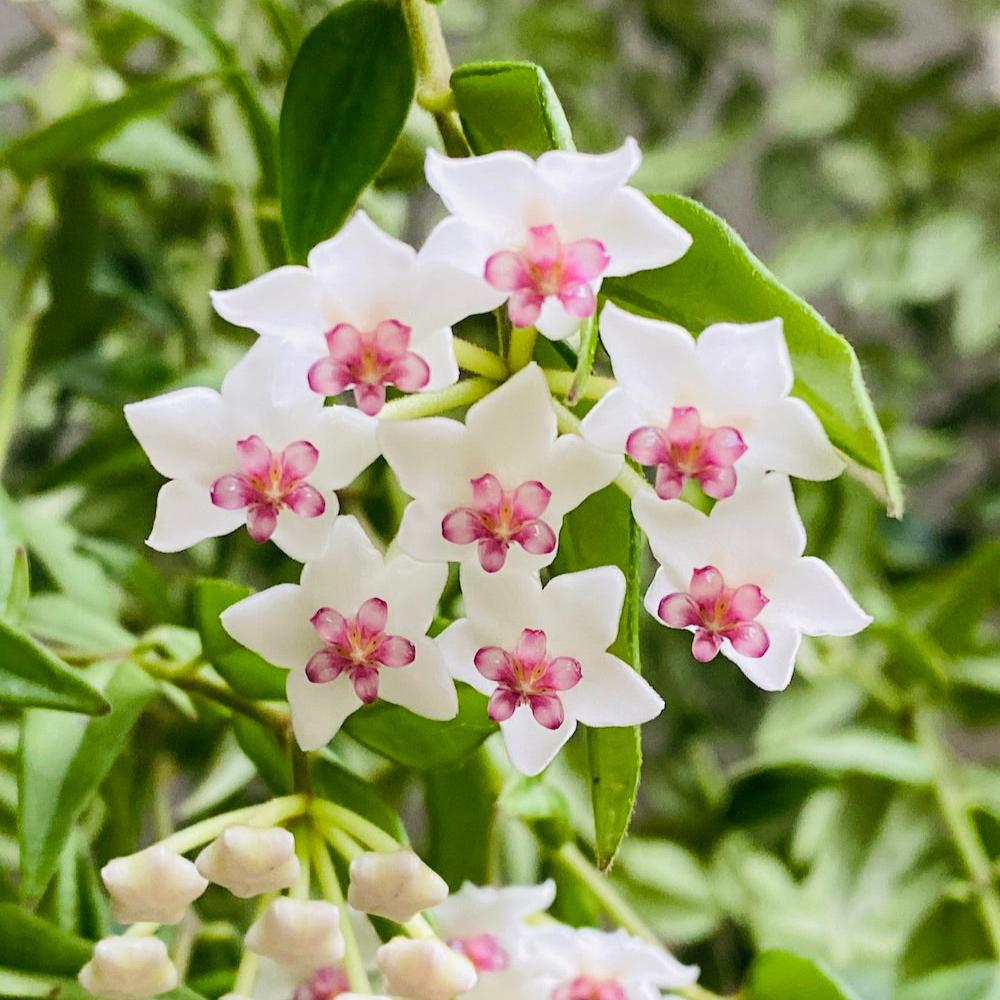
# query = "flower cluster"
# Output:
<box><xmin>127</xmin><ymin>137</ymin><xmax>871</xmax><ymax>779</ymax></box>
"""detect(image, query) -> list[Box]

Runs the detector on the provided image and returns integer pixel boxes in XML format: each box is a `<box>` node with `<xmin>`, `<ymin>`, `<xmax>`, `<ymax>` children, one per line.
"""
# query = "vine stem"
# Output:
<box><xmin>507</xmin><ymin>325</ymin><xmax>538</xmax><ymax>373</ymax></box>
<box><xmin>543</xmin><ymin>369</ymin><xmax>616</xmax><ymax>401</ymax></box>
<box><xmin>311</xmin><ymin>799</ymin><xmax>402</xmax><ymax>854</ymax></box>
<box><xmin>452</xmin><ymin>338</ymin><xmax>509</xmax><ymax>381</ymax></box>
<box><xmin>379</xmin><ymin>377</ymin><xmax>497</xmax><ymax>420</ymax></box>
<box><xmin>915</xmin><ymin>705</ymin><xmax>1000</xmax><ymax>957</ymax></box>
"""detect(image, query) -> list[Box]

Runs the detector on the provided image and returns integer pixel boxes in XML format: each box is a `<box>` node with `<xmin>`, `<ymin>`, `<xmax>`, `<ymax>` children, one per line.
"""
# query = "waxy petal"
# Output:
<box><xmin>312</xmin><ymin>607</ymin><xmax>349</xmax><ymax>645</ymax></box>
<box><xmin>729</xmin><ymin>583</ymin><xmax>769</xmax><ymax>621</ymax></box>
<box><xmin>514</xmin><ymin>519</ymin><xmax>557</xmax><ymax>555</ymax></box>
<box><xmin>558</xmin><ymin>282</ymin><xmax>597</xmax><ymax>319</ymax></box>
<box><xmin>211</xmin><ymin>474</ymin><xmax>256</xmax><ymax>510</ymax></box>
<box><xmin>563</xmin><ymin>238</ymin><xmax>610</xmax><ymax>282</ymax></box>
<box><xmin>284</xmin><ymin>483</ymin><xmax>326</xmax><ymax>517</ymax></box>
<box><xmin>626</xmin><ymin>426</ymin><xmax>669</xmax><ymax>466</ymax></box>
<box><xmin>488</xmin><ymin>687</ymin><xmax>519</xmax><ymax>723</ymax></box>
<box><xmin>442</xmin><ymin>508</ymin><xmax>488</xmax><ymax>545</ymax></box>
<box><xmin>697</xmin><ymin>464</ymin><xmax>738</xmax><ymax>500</ymax></box>
<box><xmin>307</xmin><ymin>356</ymin><xmax>353</xmax><ymax>397</ymax></box>
<box><xmin>351</xmin><ymin>666</ymin><xmax>381</xmax><ymax>704</ymax></box>
<box><xmin>690</xmin><ymin>566</ymin><xmax>724</xmax><ymax>605</ymax></box>
<box><xmin>654</xmin><ymin>465</ymin><xmax>685</xmax><ymax>500</ymax></box>
<box><xmin>281</xmin><ymin>440</ymin><xmax>320</xmax><ymax>481</ymax></box>
<box><xmin>357</xmin><ymin>597</ymin><xmax>389</xmax><ymax>635</ymax></box>
<box><xmin>727</xmin><ymin>621</ymin><xmax>770</xmax><ymax>658</ymax></box>
<box><xmin>390</xmin><ymin>351</ymin><xmax>431</xmax><ymax>392</ymax></box>
<box><xmin>484</xmin><ymin>250</ymin><xmax>531</xmax><ymax>292</ymax></box>
<box><xmin>475</xmin><ymin>646</ymin><xmax>515</xmax><ymax>684</ymax></box>
<box><xmin>478</xmin><ymin>537</ymin><xmax>509</xmax><ymax>572</ymax></box>
<box><xmin>507</xmin><ymin>288</ymin><xmax>544</xmax><ymax>328</ymax></box>
<box><xmin>515</xmin><ymin>628</ymin><xmax>548</xmax><ymax>669</ymax></box>
<box><xmin>306</xmin><ymin>649</ymin><xmax>349</xmax><ymax>684</ymax></box>
<box><xmin>325</xmin><ymin>323</ymin><xmax>363</xmax><ymax>361</ymax></box>
<box><xmin>471</xmin><ymin>473</ymin><xmax>504</xmax><ymax>511</ymax></box>
<box><xmin>354</xmin><ymin>382</ymin><xmax>387</xmax><ymax>416</ymax></box>
<box><xmin>237</xmin><ymin>434</ymin><xmax>274</xmax><ymax>478</ymax></box>
<box><xmin>512</xmin><ymin>480</ymin><xmax>552</xmax><ymax>519</ymax></box>
<box><xmin>658</xmin><ymin>592</ymin><xmax>700</xmax><ymax>628</ymax></box>
<box><xmin>528</xmin><ymin>693</ymin><xmax>565</xmax><ymax>730</ymax></box>
<box><xmin>702</xmin><ymin>426</ymin><xmax>747</xmax><ymax>466</ymax></box>
<box><xmin>666</xmin><ymin>406</ymin><xmax>701</xmax><ymax>448</ymax></box>
<box><xmin>372</xmin><ymin>319</ymin><xmax>411</xmax><ymax>357</ymax></box>
<box><xmin>246</xmin><ymin>503</ymin><xmax>279</xmax><ymax>542</ymax></box>
<box><xmin>376</xmin><ymin>634</ymin><xmax>416</xmax><ymax>668</ymax></box>
<box><xmin>691</xmin><ymin>630</ymin><xmax>722</xmax><ymax>662</ymax></box>
<box><xmin>542</xmin><ymin>656</ymin><xmax>583</xmax><ymax>691</ymax></box>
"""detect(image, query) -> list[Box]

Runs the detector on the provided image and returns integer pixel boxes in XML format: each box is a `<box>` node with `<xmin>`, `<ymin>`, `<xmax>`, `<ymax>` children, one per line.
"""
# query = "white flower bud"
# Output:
<box><xmin>377</xmin><ymin>937</ymin><xmax>477</xmax><ymax>1000</ymax></box>
<box><xmin>245</xmin><ymin>898</ymin><xmax>345</xmax><ymax>974</ymax></box>
<box><xmin>195</xmin><ymin>825</ymin><xmax>300</xmax><ymax>898</ymax></box>
<box><xmin>347</xmin><ymin>850</ymin><xmax>448</xmax><ymax>923</ymax></box>
<box><xmin>101</xmin><ymin>845</ymin><xmax>208</xmax><ymax>925</ymax></box>
<box><xmin>78</xmin><ymin>936</ymin><xmax>178</xmax><ymax>1000</ymax></box>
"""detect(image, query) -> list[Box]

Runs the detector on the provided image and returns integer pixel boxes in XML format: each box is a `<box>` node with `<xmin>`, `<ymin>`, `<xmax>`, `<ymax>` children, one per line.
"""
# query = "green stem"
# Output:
<box><xmin>507</xmin><ymin>326</ymin><xmax>538</xmax><ymax>373</ymax></box>
<box><xmin>157</xmin><ymin>795</ymin><xmax>308</xmax><ymax>856</ymax></box>
<box><xmin>379</xmin><ymin>377</ymin><xmax>497</xmax><ymax>420</ymax></box>
<box><xmin>567</xmin><ymin>313</ymin><xmax>599</xmax><ymax>405</ymax></box>
<box><xmin>543</xmin><ymin>369</ymin><xmax>616</xmax><ymax>401</ymax></box>
<box><xmin>0</xmin><ymin>313</ymin><xmax>34</xmax><ymax>475</ymax></box>
<box><xmin>311</xmin><ymin>799</ymin><xmax>402</xmax><ymax>854</ymax></box>
<box><xmin>231</xmin><ymin>947</ymin><xmax>260</xmax><ymax>998</ymax></box>
<box><xmin>452</xmin><ymin>338</ymin><xmax>508</xmax><ymax>381</ymax></box>
<box><xmin>915</xmin><ymin>706</ymin><xmax>1000</xmax><ymax>957</ymax></box>
<box><xmin>290</xmin><ymin>822</ymin><xmax>312</xmax><ymax>900</ymax></box>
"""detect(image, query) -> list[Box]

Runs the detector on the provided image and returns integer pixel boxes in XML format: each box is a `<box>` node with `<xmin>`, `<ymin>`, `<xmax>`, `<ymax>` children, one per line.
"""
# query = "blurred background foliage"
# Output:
<box><xmin>1</xmin><ymin>0</ymin><xmax>999</xmax><ymax>998</ymax></box>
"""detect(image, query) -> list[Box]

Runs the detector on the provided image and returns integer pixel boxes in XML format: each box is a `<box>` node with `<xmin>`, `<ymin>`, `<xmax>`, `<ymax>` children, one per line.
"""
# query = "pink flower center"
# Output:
<box><xmin>210</xmin><ymin>434</ymin><xmax>326</xmax><ymax>543</ymax></box>
<box><xmin>291</xmin><ymin>967</ymin><xmax>350</xmax><ymax>1000</ymax></box>
<box><xmin>553</xmin><ymin>976</ymin><xmax>628</xmax><ymax>1000</ymax></box>
<box><xmin>307</xmin><ymin>319</ymin><xmax>430</xmax><ymax>416</ymax></box>
<box><xmin>442</xmin><ymin>473</ymin><xmax>557</xmax><ymax>573</ymax></box>
<box><xmin>449</xmin><ymin>934</ymin><xmax>510</xmax><ymax>972</ymax></box>
<box><xmin>484</xmin><ymin>224</ymin><xmax>609</xmax><ymax>329</ymax></box>
<box><xmin>475</xmin><ymin>628</ymin><xmax>582</xmax><ymax>730</ymax></box>
<box><xmin>305</xmin><ymin>597</ymin><xmax>416</xmax><ymax>704</ymax></box>
<box><xmin>658</xmin><ymin>565</ymin><xmax>770</xmax><ymax>662</ymax></box>
<box><xmin>626</xmin><ymin>405</ymin><xmax>747</xmax><ymax>501</ymax></box>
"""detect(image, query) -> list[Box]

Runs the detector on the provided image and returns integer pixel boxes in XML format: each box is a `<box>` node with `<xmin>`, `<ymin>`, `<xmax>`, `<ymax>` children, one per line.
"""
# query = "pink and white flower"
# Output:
<box><xmin>437</xmin><ymin>566</ymin><xmax>663</xmax><ymax>775</ymax></box>
<box><xmin>581</xmin><ymin>304</ymin><xmax>843</xmax><ymax>500</ymax></box>
<box><xmin>125</xmin><ymin>340</ymin><xmax>378</xmax><ymax>561</ymax></box>
<box><xmin>210</xmin><ymin>212</ymin><xmax>488</xmax><ymax>414</ymax></box>
<box><xmin>633</xmin><ymin>474</ymin><xmax>872</xmax><ymax>691</ymax></box>
<box><xmin>524</xmin><ymin>927</ymin><xmax>699</xmax><ymax>1000</ymax></box>
<box><xmin>420</xmin><ymin>140</ymin><xmax>691</xmax><ymax>340</ymax></box>
<box><xmin>221</xmin><ymin>516</ymin><xmax>457</xmax><ymax>751</ymax></box>
<box><xmin>378</xmin><ymin>364</ymin><xmax>621</xmax><ymax>574</ymax></box>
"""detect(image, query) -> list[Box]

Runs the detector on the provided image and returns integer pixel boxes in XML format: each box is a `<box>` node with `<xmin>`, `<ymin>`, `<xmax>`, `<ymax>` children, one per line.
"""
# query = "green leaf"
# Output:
<box><xmin>552</xmin><ymin>484</ymin><xmax>644</xmax><ymax>868</ymax></box>
<box><xmin>24</xmin><ymin>594</ymin><xmax>134</xmax><ymax>656</ymax></box>
<box><xmin>279</xmin><ymin>0</ymin><xmax>415</xmax><ymax>261</ymax></box>
<box><xmin>193</xmin><ymin>579</ymin><xmax>286</xmax><ymax>701</ymax></box>
<box><xmin>19</xmin><ymin>660</ymin><xmax>157</xmax><ymax>902</ymax></box>
<box><xmin>604</xmin><ymin>195</ymin><xmax>903</xmax><ymax>516</ymax></box>
<box><xmin>344</xmin><ymin>683</ymin><xmax>495</xmax><ymax>770</ymax></box>
<box><xmin>499</xmin><ymin>774</ymin><xmax>573</xmax><ymax>849</ymax></box>
<box><xmin>96</xmin><ymin>118</ymin><xmax>227</xmax><ymax>184</ymax></box>
<box><xmin>0</xmin><ymin>903</ymin><xmax>90</xmax><ymax>975</ymax></box>
<box><xmin>897</xmin><ymin>963</ymin><xmax>1000</xmax><ymax>1000</ymax></box>
<box><xmin>451</xmin><ymin>61</ymin><xmax>574</xmax><ymax>156</ymax></box>
<box><xmin>2</xmin><ymin>547</ymin><xmax>29</xmax><ymax>624</ymax></box>
<box><xmin>745</xmin><ymin>950</ymin><xmax>861</xmax><ymax>1000</ymax></box>
<box><xmin>0</xmin><ymin>620</ymin><xmax>108</xmax><ymax>715</ymax></box>
<box><xmin>2</xmin><ymin>76</ymin><xmax>209</xmax><ymax>177</ymax></box>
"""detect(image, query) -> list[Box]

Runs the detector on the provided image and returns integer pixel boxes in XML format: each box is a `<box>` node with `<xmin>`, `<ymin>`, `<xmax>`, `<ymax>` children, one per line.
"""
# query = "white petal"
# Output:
<box><xmin>746</xmin><ymin>398</ymin><xmax>844</xmax><ymax>481</ymax></box>
<box><xmin>418</xmin><ymin>216</ymin><xmax>506</xmax><ymax>294</ymax></box>
<box><xmin>307</xmin><ymin>405</ymin><xmax>380</xmax><ymax>491</ymax></box>
<box><xmin>695</xmin><ymin>318</ymin><xmax>792</xmax><ymax>403</ymax></box>
<box><xmin>535</xmin><ymin>296</ymin><xmax>588</xmax><ymax>341</ymax></box>
<box><xmin>598</xmin><ymin>302</ymin><xmax>696</xmax><ymax>415</ymax></box>
<box><xmin>375</xmin><ymin>556</ymin><xmax>449</xmax><ymax>636</ymax></box>
<box><xmin>722</xmin><ymin>619</ymin><xmax>801</xmax><ymax>692</ymax></box>
<box><xmin>221</xmin><ymin>341</ymin><xmax>321</xmax><ymax>425</ymax></box>
<box><xmin>500</xmin><ymin>707</ymin><xmax>576</xmax><ymax>777</ymax></box>
<box><xmin>393</xmin><ymin>500</ymin><xmax>461</xmax><ymax>566</ymax></box>
<box><xmin>147</xmin><ymin>480</ymin><xmax>243</xmax><ymax>551</ymax></box>
<box><xmin>211</xmin><ymin>266</ymin><xmax>326</xmax><ymax>342</ymax></box>
<box><xmin>308</xmin><ymin>210</ymin><xmax>415</xmax><ymax>275</ymax></box>
<box><xmin>596</xmin><ymin>187</ymin><xmax>692</xmax><ymax>277</ymax></box>
<box><xmin>286</xmin><ymin>669</ymin><xmax>362</xmax><ymax>750</ymax></box>
<box><xmin>544</xmin><ymin>435</ymin><xmax>622</xmax><ymax>522</ymax></box>
<box><xmin>642</xmin><ymin>566</ymin><xmax>690</xmax><ymax>622</ymax></box>
<box><xmin>270</xmin><ymin>501</ymin><xmax>339</xmax><ymax>563</ymax></box>
<box><xmin>459</xmin><ymin>565</ymin><xmax>544</xmax><ymax>640</ymax></box>
<box><xmin>432</xmin><ymin>881</ymin><xmax>556</xmax><ymax>940</ymax></box>
<box><xmin>579</xmin><ymin>388</ymin><xmax>646</xmax><ymax>455</ymax></box>
<box><xmin>435</xmin><ymin>620</ymin><xmax>495</xmax><ymax>696</ymax></box>
<box><xmin>378</xmin><ymin>418</ymin><xmax>475</xmax><ymax>505</ymax></box>
<box><xmin>537</xmin><ymin>138</ymin><xmax>642</xmax><ymax>200</ymax></box>
<box><xmin>541</xmin><ymin>566</ymin><xmax>625</xmax><ymax>653</ymax></box>
<box><xmin>632</xmin><ymin>489</ymin><xmax>709</xmax><ymax>575</ymax></box>
<box><xmin>299</xmin><ymin>515</ymin><xmax>386</xmax><ymax>613</ymax></box>
<box><xmin>376</xmin><ymin>636</ymin><xmax>458</xmax><ymax>720</ymax></box>
<box><xmin>411</xmin><ymin>326</ymin><xmax>460</xmax><ymax>393</ymax></box>
<box><xmin>125</xmin><ymin>388</ymin><xmax>232</xmax><ymax>483</ymax></box>
<box><xmin>220</xmin><ymin>583</ymin><xmax>318</xmax><ymax>670</ymax></box>
<box><xmin>768</xmin><ymin>556</ymin><xmax>872</xmax><ymax>636</ymax></box>
<box><xmin>564</xmin><ymin>652</ymin><xmax>663</xmax><ymax>727</ymax></box>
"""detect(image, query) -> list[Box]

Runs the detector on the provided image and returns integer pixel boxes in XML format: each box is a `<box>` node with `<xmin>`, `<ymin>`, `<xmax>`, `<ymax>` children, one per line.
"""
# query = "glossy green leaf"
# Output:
<box><xmin>604</xmin><ymin>195</ymin><xmax>903</xmax><ymax>516</ymax></box>
<box><xmin>0</xmin><ymin>620</ymin><xmax>108</xmax><ymax>715</ymax></box>
<box><xmin>451</xmin><ymin>61</ymin><xmax>574</xmax><ymax>156</ymax></box>
<box><xmin>2</xmin><ymin>76</ymin><xmax>209</xmax><ymax>177</ymax></box>
<box><xmin>2</xmin><ymin>547</ymin><xmax>29</xmax><ymax>624</ymax></box>
<box><xmin>279</xmin><ymin>0</ymin><xmax>415</xmax><ymax>261</ymax></box>
<box><xmin>898</xmin><ymin>963</ymin><xmax>1000</xmax><ymax>1000</ymax></box>
<box><xmin>745</xmin><ymin>950</ymin><xmax>861</xmax><ymax>1000</ymax></box>
<box><xmin>19</xmin><ymin>660</ymin><xmax>156</xmax><ymax>902</ymax></box>
<box><xmin>499</xmin><ymin>774</ymin><xmax>573</xmax><ymax>849</ymax></box>
<box><xmin>344</xmin><ymin>683</ymin><xmax>495</xmax><ymax>770</ymax></box>
<box><xmin>194</xmin><ymin>579</ymin><xmax>286</xmax><ymax>701</ymax></box>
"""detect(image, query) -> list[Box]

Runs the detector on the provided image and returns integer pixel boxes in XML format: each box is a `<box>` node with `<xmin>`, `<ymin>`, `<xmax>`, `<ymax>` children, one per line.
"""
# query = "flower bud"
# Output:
<box><xmin>245</xmin><ymin>898</ymin><xmax>345</xmax><ymax>974</ymax></box>
<box><xmin>79</xmin><ymin>936</ymin><xmax>178</xmax><ymax>1000</ymax></box>
<box><xmin>195</xmin><ymin>825</ymin><xmax>300</xmax><ymax>898</ymax></box>
<box><xmin>377</xmin><ymin>937</ymin><xmax>477</xmax><ymax>1000</ymax></box>
<box><xmin>347</xmin><ymin>849</ymin><xmax>448</xmax><ymax>923</ymax></box>
<box><xmin>101</xmin><ymin>845</ymin><xmax>208</xmax><ymax>925</ymax></box>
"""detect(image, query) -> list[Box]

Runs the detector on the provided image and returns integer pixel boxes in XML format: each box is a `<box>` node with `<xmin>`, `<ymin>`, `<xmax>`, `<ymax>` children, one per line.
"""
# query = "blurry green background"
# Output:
<box><xmin>1</xmin><ymin>1</ymin><xmax>999</xmax><ymax>998</ymax></box>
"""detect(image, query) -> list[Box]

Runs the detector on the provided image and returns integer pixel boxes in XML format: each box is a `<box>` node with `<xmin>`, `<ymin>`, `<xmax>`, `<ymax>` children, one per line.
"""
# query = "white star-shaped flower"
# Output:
<box><xmin>378</xmin><ymin>364</ymin><xmax>621</xmax><ymax>574</ymax></box>
<box><xmin>633</xmin><ymin>473</ymin><xmax>872</xmax><ymax>691</ymax></box>
<box><xmin>100</xmin><ymin>844</ymin><xmax>207</xmax><ymax>924</ymax></box>
<box><xmin>523</xmin><ymin>926</ymin><xmax>699</xmax><ymax>1000</ymax></box>
<box><xmin>125</xmin><ymin>340</ymin><xmax>378</xmax><ymax>561</ymax></box>
<box><xmin>221</xmin><ymin>516</ymin><xmax>457</xmax><ymax>751</ymax></box>
<box><xmin>581</xmin><ymin>304</ymin><xmax>844</xmax><ymax>502</ymax></box>
<box><xmin>419</xmin><ymin>139</ymin><xmax>691</xmax><ymax>340</ymax></box>
<box><xmin>210</xmin><ymin>212</ymin><xmax>488</xmax><ymax>415</ymax></box>
<box><xmin>79</xmin><ymin>937</ymin><xmax>178</xmax><ymax>1000</ymax></box>
<box><xmin>437</xmin><ymin>566</ymin><xmax>663</xmax><ymax>776</ymax></box>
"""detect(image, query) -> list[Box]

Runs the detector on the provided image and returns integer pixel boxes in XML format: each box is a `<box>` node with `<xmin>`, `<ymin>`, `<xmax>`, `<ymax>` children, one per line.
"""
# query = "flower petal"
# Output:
<box><xmin>579</xmin><ymin>388</ymin><xmax>646</xmax><ymax>455</ymax></box>
<box><xmin>514</xmin><ymin>520</ymin><xmax>557</xmax><ymax>556</ymax></box>
<box><xmin>528</xmin><ymin>693</ymin><xmax>565</xmax><ymax>730</ymax></box>
<box><xmin>286</xmin><ymin>669</ymin><xmax>361</xmax><ymax>750</ymax></box>
<box><xmin>311</xmin><ymin>606</ymin><xmax>349</xmax><ymax>646</ymax></box>
<box><xmin>396</xmin><ymin>500</ymin><xmax>468</xmax><ymax>565</ymax></box>
<box><xmin>499</xmin><ymin>705</ymin><xmax>576</xmax><ymax>777</ymax></box>
<box><xmin>390</xmin><ymin>352</ymin><xmax>431</xmax><ymax>393</ymax></box>
<box><xmin>543</xmin><ymin>434</ymin><xmax>623</xmax><ymax>523</ymax></box>
<box><xmin>285</xmin><ymin>483</ymin><xmax>326</xmax><ymax>518</ymax></box>
<box><xmin>281</xmin><ymin>440</ymin><xmax>320</xmax><ymax>480</ymax></box>
<box><xmin>537</xmin><ymin>139</ymin><xmax>642</xmax><ymax>200</ymax></box>
<box><xmin>541</xmin><ymin>656</ymin><xmax>582</xmax><ymax>691</ymax></box>
<box><xmin>475</xmin><ymin>646</ymin><xmax>515</xmax><ymax>683</ymax></box>
<box><xmin>515</xmin><ymin>629</ymin><xmax>548</xmax><ymax>669</ymax></box>
<box><xmin>436</xmin><ymin>620</ymin><xmax>498</xmax><ymax>696</ymax></box>
<box><xmin>408</xmin><ymin>325</ymin><xmax>459</xmax><ymax>393</ymax></box>
<box><xmin>357</xmin><ymin>597</ymin><xmax>389</xmax><ymax>635</ymax></box>
<box><xmin>769</xmin><ymin>556</ymin><xmax>872</xmax><ymax>636</ymax></box>
<box><xmin>563</xmin><ymin>653</ymin><xmax>664</xmax><ymax>727</ymax></box>
<box><xmin>221</xmin><ymin>583</ymin><xmax>319</xmax><ymax>670</ymax></box>
<box><xmin>721</xmin><ymin>620</ymin><xmax>801</xmax><ymax>692</ymax></box>
<box><xmin>747</xmin><ymin>397</ymin><xmax>845</xmax><ymax>481</ymax></box>
<box><xmin>309</xmin><ymin>405</ymin><xmax>380</xmax><ymax>491</ymax></box>
<box><xmin>378</xmin><ymin>418</ymin><xmax>475</xmax><ymax>506</ymax></box>
<box><xmin>269</xmin><ymin>499</ymin><xmax>340</xmax><ymax>562</ymax></box>
<box><xmin>211</xmin><ymin>266</ymin><xmax>326</xmax><ymax>343</ymax></box>
<box><xmin>488</xmin><ymin>687</ymin><xmax>519</xmax><ymax>723</ymax></box>
<box><xmin>540</xmin><ymin>565</ymin><xmax>625</xmax><ymax>654</ymax></box>
<box><xmin>246</xmin><ymin>504</ymin><xmax>278</xmax><ymax>542</ymax></box>
<box><xmin>632</xmin><ymin>490</ymin><xmax>709</xmax><ymax>581</ymax></box>
<box><xmin>299</xmin><ymin>515</ymin><xmax>384</xmax><ymax>613</ymax></box>
<box><xmin>373</xmin><ymin>555</ymin><xmax>449</xmax><ymax>637</ymax></box>
<box><xmin>457</xmin><ymin>563</ymin><xmax>544</xmax><ymax>640</ymax></box>
<box><xmin>147</xmin><ymin>480</ymin><xmax>243</xmax><ymax>552</ymax></box>
<box><xmin>594</xmin><ymin>186</ymin><xmax>692</xmax><ymax>277</ymax></box>
<box><xmin>375</xmin><ymin>634</ymin><xmax>416</xmax><ymax>668</ymax></box>
<box><xmin>478</xmin><ymin>537</ymin><xmax>509</xmax><ymax>572</ymax></box>
<box><xmin>695</xmin><ymin>318</ymin><xmax>792</xmax><ymax>403</ymax></box>
<box><xmin>658</xmin><ymin>593</ymin><xmax>700</xmax><ymax>628</ymax></box>
<box><xmin>442</xmin><ymin>508</ymin><xmax>488</xmax><ymax>545</ymax></box>
<box><xmin>377</xmin><ymin>636</ymin><xmax>458</xmax><ymax>720</ymax></box>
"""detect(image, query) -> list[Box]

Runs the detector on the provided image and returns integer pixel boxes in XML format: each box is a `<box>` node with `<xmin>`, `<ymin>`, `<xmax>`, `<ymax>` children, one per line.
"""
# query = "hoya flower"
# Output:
<box><xmin>377</xmin><ymin>937</ymin><xmax>478</xmax><ymax>1000</ymax></box>
<box><xmin>101</xmin><ymin>844</ymin><xmax>208</xmax><ymax>924</ymax></box>
<box><xmin>421</xmin><ymin>140</ymin><xmax>691</xmax><ymax>340</ymax></box>
<box><xmin>125</xmin><ymin>340</ymin><xmax>378</xmax><ymax>561</ymax></box>
<box><xmin>195</xmin><ymin>825</ymin><xmax>300</xmax><ymax>898</ymax></box>
<box><xmin>210</xmin><ymin>212</ymin><xmax>487</xmax><ymax>415</ymax></box>
<box><xmin>221</xmin><ymin>515</ymin><xmax>457</xmax><ymax>751</ymax></box>
<box><xmin>347</xmin><ymin>849</ymin><xmax>449</xmax><ymax>923</ymax></box>
<box><xmin>378</xmin><ymin>364</ymin><xmax>621</xmax><ymax>574</ymax></box>
<box><xmin>581</xmin><ymin>304</ymin><xmax>843</xmax><ymax>501</ymax></box>
<box><xmin>524</xmin><ymin>926</ymin><xmax>699</xmax><ymax>1000</ymax></box>
<box><xmin>633</xmin><ymin>473</ymin><xmax>872</xmax><ymax>691</ymax></box>
<box><xmin>79</xmin><ymin>936</ymin><xmax>178</xmax><ymax>1000</ymax></box>
<box><xmin>246</xmin><ymin>898</ymin><xmax>345</xmax><ymax>975</ymax></box>
<box><xmin>291</xmin><ymin>969</ymin><xmax>351</xmax><ymax>1000</ymax></box>
<box><xmin>437</xmin><ymin>565</ymin><xmax>663</xmax><ymax>775</ymax></box>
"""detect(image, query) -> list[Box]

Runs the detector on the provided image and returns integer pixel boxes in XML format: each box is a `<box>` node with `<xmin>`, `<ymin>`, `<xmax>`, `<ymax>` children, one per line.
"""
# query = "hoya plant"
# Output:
<box><xmin>1</xmin><ymin>1</ymin><xmax>998</xmax><ymax>999</ymax></box>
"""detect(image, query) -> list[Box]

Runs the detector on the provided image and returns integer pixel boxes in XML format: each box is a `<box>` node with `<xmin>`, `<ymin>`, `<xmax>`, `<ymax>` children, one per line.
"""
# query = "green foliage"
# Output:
<box><xmin>746</xmin><ymin>950</ymin><xmax>860</xmax><ymax>1000</ymax></box>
